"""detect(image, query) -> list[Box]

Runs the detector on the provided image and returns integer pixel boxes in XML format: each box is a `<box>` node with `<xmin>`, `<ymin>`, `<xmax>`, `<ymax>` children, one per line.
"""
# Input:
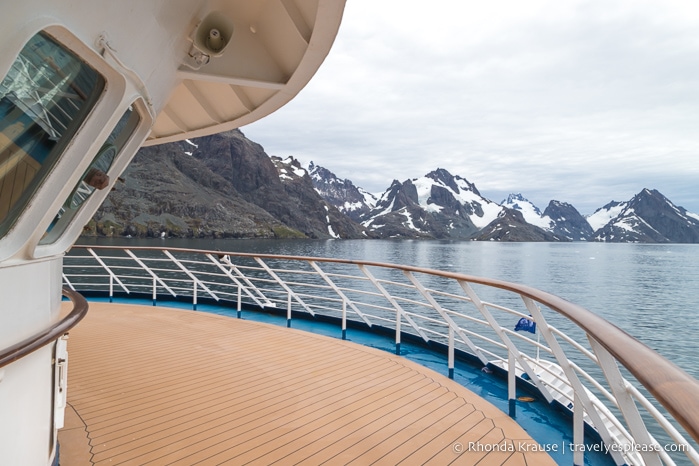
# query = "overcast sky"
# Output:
<box><xmin>243</xmin><ymin>0</ymin><xmax>699</xmax><ymax>216</ymax></box>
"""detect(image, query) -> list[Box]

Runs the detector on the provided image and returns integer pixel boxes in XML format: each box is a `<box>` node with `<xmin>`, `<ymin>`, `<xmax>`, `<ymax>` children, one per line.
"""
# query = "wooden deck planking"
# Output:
<box><xmin>58</xmin><ymin>302</ymin><xmax>555</xmax><ymax>465</ymax></box>
<box><xmin>84</xmin><ymin>344</ymin><xmax>380</xmax><ymax>440</ymax></box>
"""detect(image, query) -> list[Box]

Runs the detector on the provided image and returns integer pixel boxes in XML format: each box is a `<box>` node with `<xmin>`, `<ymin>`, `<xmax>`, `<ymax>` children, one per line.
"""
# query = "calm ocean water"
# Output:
<box><xmin>78</xmin><ymin>237</ymin><xmax>699</xmax><ymax>379</ymax></box>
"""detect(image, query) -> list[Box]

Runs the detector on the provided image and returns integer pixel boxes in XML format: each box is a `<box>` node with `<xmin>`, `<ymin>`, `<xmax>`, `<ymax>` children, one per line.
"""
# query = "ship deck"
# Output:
<box><xmin>57</xmin><ymin>302</ymin><xmax>555</xmax><ymax>465</ymax></box>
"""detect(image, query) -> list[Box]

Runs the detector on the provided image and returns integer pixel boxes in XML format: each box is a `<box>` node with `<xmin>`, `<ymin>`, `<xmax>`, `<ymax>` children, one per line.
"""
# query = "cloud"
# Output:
<box><xmin>243</xmin><ymin>0</ymin><xmax>699</xmax><ymax>215</ymax></box>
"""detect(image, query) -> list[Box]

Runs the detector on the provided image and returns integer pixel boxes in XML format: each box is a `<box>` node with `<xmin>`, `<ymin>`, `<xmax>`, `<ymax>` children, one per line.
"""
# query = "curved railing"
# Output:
<box><xmin>63</xmin><ymin>245</ymin><xmax>699</xmax><ymax>466</ymax></box>
<box><xmin>0</xmin><ymin>287</ymin><xmax>88</xmax><ymax>369</ymax></box>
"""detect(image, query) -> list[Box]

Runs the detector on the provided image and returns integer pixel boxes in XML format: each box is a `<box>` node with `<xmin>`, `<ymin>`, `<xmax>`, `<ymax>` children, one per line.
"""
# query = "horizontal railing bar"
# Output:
<box><xmin>308</xmin><ymin>271</ymin><xmax>370</xmax><ymax>283</ymax></box>
<box><xmin>361</xmin><ymin>314</ymin><xmax>393</xmax><ymax>325</ymax></box>
<box><xmin>444</xmin><ymin>310</ymin><xmax>490</xmax><ymax>327</ymax></box>
<box><xmin>504</xmin><ymin>330</ymin><xmax>555</xmax><ymax>355</ymax></box>
<box><xmin>551</xmin><ymin>327</ymin><xmax>600</xmax><ymax>364</ymax></box>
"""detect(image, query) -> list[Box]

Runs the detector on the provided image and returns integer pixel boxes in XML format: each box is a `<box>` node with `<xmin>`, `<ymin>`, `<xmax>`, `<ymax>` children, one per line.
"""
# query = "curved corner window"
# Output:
<box><xmin>40</xmin><ymin>107</ymin><xmax>141</xmax><ymax>244</ymax></box>
<box><xmin>0</xmin><ymin>32</ymin><xmax>104</xmax><ymax>238</ymax></box>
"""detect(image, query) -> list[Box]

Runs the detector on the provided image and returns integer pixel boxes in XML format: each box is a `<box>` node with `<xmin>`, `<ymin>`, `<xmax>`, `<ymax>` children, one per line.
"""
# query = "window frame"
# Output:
<box><xmin>0</xmin><ymin>25</ymin><xmax>154</xmax><ymax>262</ymax></box>
<box><xmin>0</xmin><ymin>31</ymin><xmax>106</xmax><ymax>238</ymax></box>
<box><xmin>38</xmin><ymin>105</ymin><xmax>144</xmax><ymax>246</ymax></box>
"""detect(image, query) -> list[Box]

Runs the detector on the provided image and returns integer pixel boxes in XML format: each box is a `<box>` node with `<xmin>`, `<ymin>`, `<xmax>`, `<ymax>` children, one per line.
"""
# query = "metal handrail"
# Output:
<box><xmin>63</xmin><ymin>245</ymin><xmax>699</xmax><ymax>466</ymax></box>
<box><xmin>0</xmin><ymin>287</ymin><xmax>88</xmax><ymax>369</ymax></box>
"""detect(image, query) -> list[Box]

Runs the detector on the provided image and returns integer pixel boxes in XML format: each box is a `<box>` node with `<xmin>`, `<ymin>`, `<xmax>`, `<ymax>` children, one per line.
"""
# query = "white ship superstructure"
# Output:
<box><xmin>0</xmin><ymin>2</ymin><xmax>344</xmax><ymax>464</ymax></box>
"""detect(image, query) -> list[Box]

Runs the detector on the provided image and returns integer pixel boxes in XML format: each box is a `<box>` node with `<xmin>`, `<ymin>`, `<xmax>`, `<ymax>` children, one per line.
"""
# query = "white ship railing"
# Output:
<box><xmin>63</xmin><ymin>245</ymin><xmax>699</xmax><ymax>466</ymax></box>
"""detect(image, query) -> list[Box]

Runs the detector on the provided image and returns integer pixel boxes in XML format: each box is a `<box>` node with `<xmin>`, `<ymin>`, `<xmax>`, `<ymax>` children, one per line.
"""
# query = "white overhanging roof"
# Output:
<box><xmin>144</xmin><ymin>0</ymin><xmax>345</xmax><ymax>146</ymax></box>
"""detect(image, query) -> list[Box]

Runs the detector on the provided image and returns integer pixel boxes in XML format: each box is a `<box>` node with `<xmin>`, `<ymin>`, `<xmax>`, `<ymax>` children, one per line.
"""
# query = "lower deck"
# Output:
<box><xmin>58</xmin><ymin>302</ymin><xmax>555</xmax><ymax>465</ymax></box>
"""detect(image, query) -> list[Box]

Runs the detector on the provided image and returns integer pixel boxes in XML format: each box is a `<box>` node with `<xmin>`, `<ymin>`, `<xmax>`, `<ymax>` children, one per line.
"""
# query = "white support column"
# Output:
<box><xmin>163</xmin><ymin>250</ymin><xmax>218</xmax><ymax>302</ymax></box>
<box><xmin>87</xmin><ymin>248</ymin><xmax>129</xmax><ymax>294</ymax></box>
<box><xmin>395</xmin><ymin>308</ymin><xmax>401</xmax><ymax>355</ymax></box>
<box><xmin>358</xmin><ymin>265</ymin><xmax>429</xmax><ymax>341</ymax></box>
<box><xmin>404</xmin><ymin>270</ymin><xmax>489</xmax><ymax>365</ymax></box>
<box><xmin>573</xmin><ymin>392</ymin><xmax>584</xmax><ymax>466</ymax></box>
<box><xmin>458</xmin><ymin>281</ymin><xmax>555</xmax><ymax>403</ymax></box>
<box><xmin>341</xmin><ymin>299</ymin><xmax>347</xmax><ymax>340</ymax></box>
<box><xmin>508</xmin><ymin>349</ymin><xmax>516</xmax><ymax>417</ymax></box>
<box><xmin>309</xmin><ymin>261</ymin><xmax>372</xmax><ymax>326</ymax></box>
<box><xmin>207</xmin><ymin>254</ymin><xmax>269</xmax><ymax>308</ymax></box>
<box><xmin>125</xmin><ymin>249</ymin><xmax>176</xmax><ymax>300</ymax></box>
<box><xmin>522</xmin><ymin>296</ymin><xmax>626</xmax><ymax>466</ymax></box>
<box><xmin>588</xmin><ymin>336</ymin><xmax>663</xmax><ymax>466</ymax></box>
<box><xmin>0</xmin><ymin>258</ymin><xmax>63</xmax><ymax>466</ymax></box>
<box><xmin>255</xmin><ymin>257</ymin><xmax>315</xmax><ymax>316</ymax></box>
<box><xmin>448</xmin><ymin>326</ymin><xmax>455</xmax><ymax>379</ymax></box>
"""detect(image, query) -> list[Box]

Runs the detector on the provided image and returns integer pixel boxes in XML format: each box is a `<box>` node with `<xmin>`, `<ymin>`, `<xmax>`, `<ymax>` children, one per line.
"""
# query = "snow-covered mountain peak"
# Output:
<box><xmin>302</xmin><ymin>162</ymin><xmax>699</xmax><ymax>243</ymax></box>
<box><xmin>502</xmin><ymin>193</ymin><xmax>541</xmax><ymax>214</ymax></box>
<box><xmin>304</xmin><ymin>161</ymin><xmax>377</xmax><ymax>221</ymax></box>
<box><xmin>593</xmin><ymin>189</ymin><xmax>699</xmax><ymax>242</ymax></box>
<box><xmin>501</xmin><ymin>193</ymin><xmax>551</xmax><ymax>229</ymax></box>
<box><xmin>587</xmin><ymin>201</ymin><xmax>626</xmax><ymax>231</ymax></box>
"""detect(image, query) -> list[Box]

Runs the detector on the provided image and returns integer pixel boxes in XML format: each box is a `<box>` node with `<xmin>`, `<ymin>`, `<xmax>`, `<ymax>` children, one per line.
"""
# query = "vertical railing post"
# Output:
<box><xmin>508</xmin><ymin>350</ymin><xmax>516</xmax><ymax>417</ymax></box>
<box><xmin>573</xmin><ymin>392</ymin><xmax>584</xmax><ymax>466</ymax></box>
<box><xmin>193</xmin><ymin>280</ymin><xmax>198</xmax><ymax>310</ymax></box>
<box><xmin>359</xmin><ymin>265</ymin><xmax>427</xmax><ymax>340</ymax></box>
<box><xmin>88</xmin><ymin>247</ymin><xmax>130</xmax><ymax>296</ymax></box>
<box><xmin>125</xmin><ymin>249</ymin><xmax>176</xmax><ymax>300</ymax></box>
<box><xmin>237</xmin><ymin>286</ymin><xmax>242</xmax><ymax>319</ymax></box>
<box><xmin>588</xmin><ymin>336</ymin><xmax>663</xmax><ymax>466</ymax></box>
<box><xmin>405</xmin><ymin>271</ymin><xmax>488</xmax><ymax>365</ymax></box>
<box><xmin>448</xmin><ymin>326</ymin><xmax>455</xmax><ymax>379</ymax></box>
<box><xmin>395</xmin><ymin>308</ymin><xmax>401</xmax><ymax>355</ymax></box>
<box><xmin>522</xmin><ymin>297</ymin><xmax>625</xmax><ymax>465</ymax></box>
<box><xmin>165</xmin><ymin>250</ymin><xmax>218</xmax><ymax>304</ymax></box>
<box><xmin>287</xmin><ymin>292</ymin><xmax>292</xmax><ymax>328</ymax></box>
<box><xmin>457</xmin><ymin>281</ymin><xmax>554</xmax><ymax>403</ymax></box>
<box><xmin>341</xmin><ymin>299</ymin><xmax>347</xmax><ymax>340</ymax></box>
<box><xmin>208</xmin><ymin>254</ymin><xmax>269</xmax><ymax>308</ymax></box>
<box><xmin>310</xmin><ymin>261</ymin><xmax>372</xmax><ymax>327</ymax></box>
<box><xmin>256</xmin><ymin>257</ymin><xmax>315</xmax><ymax>316</ymax></box>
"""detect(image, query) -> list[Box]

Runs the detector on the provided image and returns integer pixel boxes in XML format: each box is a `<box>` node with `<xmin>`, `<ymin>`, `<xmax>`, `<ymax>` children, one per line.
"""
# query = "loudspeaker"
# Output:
<box><xmin>192</xmin><ymin>11</ymin><xmax>234</xmax><ymax>57</ymax></box>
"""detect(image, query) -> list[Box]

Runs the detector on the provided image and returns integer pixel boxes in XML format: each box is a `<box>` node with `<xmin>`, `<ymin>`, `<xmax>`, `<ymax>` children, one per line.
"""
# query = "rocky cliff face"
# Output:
<box><xmin>361</xmin><ymin>180</ymin><xmax>434</xmax><ymax>238</ymax></box>
<box><xmin>88</xmin><ymin>141</ymin><xmax>287</xmax><ymax>238</ymax></box>
<box><xmin>543</xmin><ymin>201</ymin><xmax>594</xmax><ymax>241</ymax></box>
<box><xmin>268</xmin><ymin>156</ymin><xmax>370</xmax><ymax>239</ymax></box>
<box><xmin>89</xmin><ymin>130</ymin><xmax>367</xmax><ymax>239</ymax></box>
<box><xmin>306</xmin><ymin>161</ymin><xmax>377</xmax><ymax>222</ymax></box>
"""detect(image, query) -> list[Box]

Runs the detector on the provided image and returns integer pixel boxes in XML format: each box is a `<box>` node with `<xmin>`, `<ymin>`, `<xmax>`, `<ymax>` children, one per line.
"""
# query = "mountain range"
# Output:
<box><xmin>87</xmin><ymin>129</ymin><xmax>699</xmax><ymax>243</ymax></box>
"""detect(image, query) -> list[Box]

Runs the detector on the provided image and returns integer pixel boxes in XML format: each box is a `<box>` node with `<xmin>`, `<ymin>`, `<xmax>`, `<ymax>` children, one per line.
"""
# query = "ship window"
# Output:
<box><xmin>40</xmin><ymin>107</ymin><xmax>141</xmax><ymax>244</ymax></box>
<box><xmin>0</xmin><ymin>32</ymin><xmax>105</xmax><ymax>238</ymax></box>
